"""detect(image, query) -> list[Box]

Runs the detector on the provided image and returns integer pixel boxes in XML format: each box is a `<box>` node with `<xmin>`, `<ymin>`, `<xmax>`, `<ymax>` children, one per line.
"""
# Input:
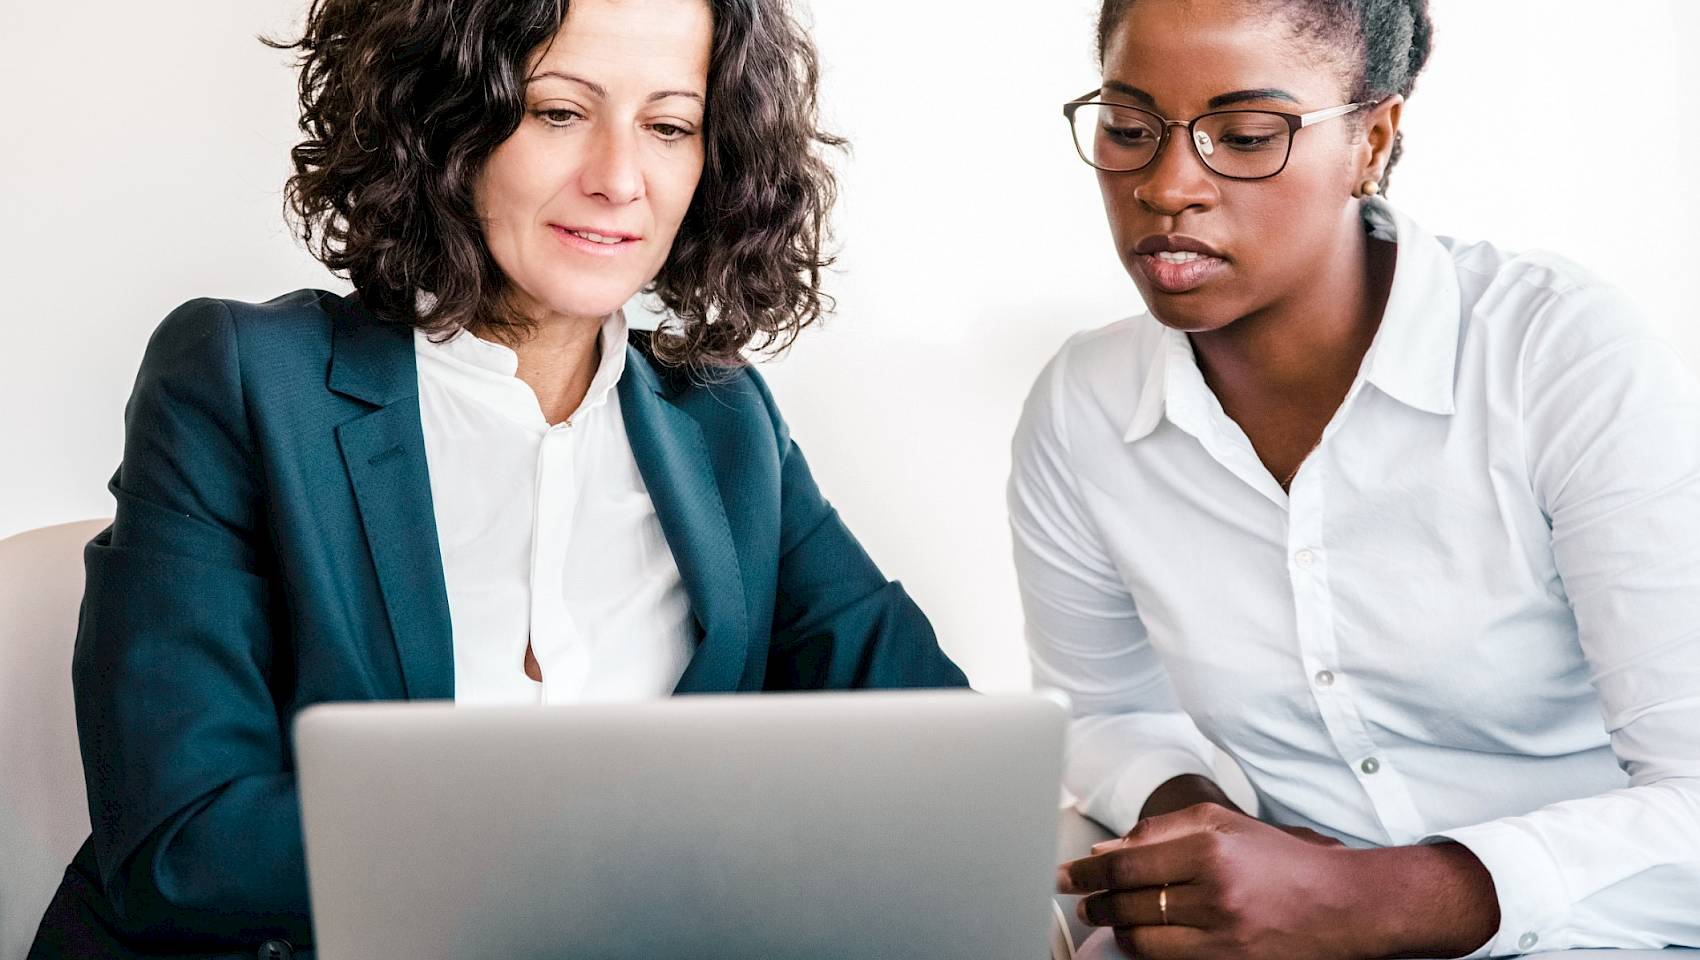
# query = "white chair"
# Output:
<box><xmin>0</xmin><ymin>519</ymin><xmax>108</xmax><ymax>960</ymax></box>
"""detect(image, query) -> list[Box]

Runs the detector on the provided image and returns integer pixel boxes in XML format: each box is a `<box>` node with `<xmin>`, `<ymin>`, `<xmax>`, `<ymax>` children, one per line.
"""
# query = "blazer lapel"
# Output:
<box><xmin>618</xmin><ymin>349</ymin><xmax>750</xmax><ymax>694</ymax></box>
<box><xmin>327</xmin><ymin>298</ymin><xmax>455</xmax><ymax>700</ymax></box>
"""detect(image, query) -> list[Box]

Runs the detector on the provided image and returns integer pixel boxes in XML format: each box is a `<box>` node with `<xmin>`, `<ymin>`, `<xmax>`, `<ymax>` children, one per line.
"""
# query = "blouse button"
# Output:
<box><xmin>1359</xmin><ymin>757</ymin><xmax>1381</xmax><ymax>775</ymax></box>
<box><xmin>1294</xmin><ymin>549</ymin><xmax>1316</xmax><ymax>568</ymax></box>
<box><xmin>1518</xmin><ymin>932</ymin><xmax>1540</xmax><ymax>951</ymax></box>
<box><xmin>1314</xmin><ymin>670</ymin><xmax>1335</xmax><ymax>687</ymax></box>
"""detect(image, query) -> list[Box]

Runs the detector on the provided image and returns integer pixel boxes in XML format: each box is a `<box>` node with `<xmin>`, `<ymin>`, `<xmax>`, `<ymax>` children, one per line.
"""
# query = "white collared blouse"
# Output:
<box><xmin>415</xmin><ymin>313</ymin><xmax>695</xmax><ymax>706</ymax></box>
<box><xmin>1010</xmin><ymin>199</ymin><xmax>1700</xmax><ymax>954</ymax></box>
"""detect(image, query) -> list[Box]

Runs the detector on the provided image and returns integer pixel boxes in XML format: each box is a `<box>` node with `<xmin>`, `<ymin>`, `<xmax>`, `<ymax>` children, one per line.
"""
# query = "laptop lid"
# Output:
<box><xmin>295</xmin><ymin>691</ymin><xmax>1065</xmax><ymax>960</ymax></box>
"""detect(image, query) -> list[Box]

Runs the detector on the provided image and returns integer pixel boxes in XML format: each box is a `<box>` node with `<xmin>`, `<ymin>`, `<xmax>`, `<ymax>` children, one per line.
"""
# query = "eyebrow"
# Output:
<box><xmin>524</xmin><ymin>70</ymin><xmax>704</xmax><ymax>104</ymax></box>
<box><xmin>1101</xmin><ymin>80</ymin><xmax>1301</xmax><ymax>110</ymax></box>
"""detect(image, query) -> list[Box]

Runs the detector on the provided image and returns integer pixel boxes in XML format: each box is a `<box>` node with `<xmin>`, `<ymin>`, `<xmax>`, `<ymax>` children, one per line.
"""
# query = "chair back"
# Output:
<box><xmin>0</xmin><ymin>519</ymin><xmax>108</xmax><ymax>960</ymax></box>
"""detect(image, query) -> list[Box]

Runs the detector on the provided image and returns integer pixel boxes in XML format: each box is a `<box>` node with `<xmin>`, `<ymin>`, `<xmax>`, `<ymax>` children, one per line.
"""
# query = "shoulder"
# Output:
<box><xmin>1434</xmin><ymin>234</ymin><xmax>1700</xmax><ymax>434</ymax></box>
<box><xmin>1017</xmin><ymin>315</ymin><xmax>1160</xmax><ymax>456</ymax></box>
<box><xmin>117</xmin><ymin>293</ymin><xmax>347</xmax><ymax>538</ymax></box>
<box><xmin>1444</xmin><ymin>236</ymin><xmax>1670</xmax><ymax>377</ymax></box>
<box><xmin>140</xmin><ymin>288</ymin><xmax>347</xmax><ymax>386</ymax></box>
<box><xmin>623</xmin><ymin>340</ymin><xmax>789</xmax><ymax>444</ymax></box>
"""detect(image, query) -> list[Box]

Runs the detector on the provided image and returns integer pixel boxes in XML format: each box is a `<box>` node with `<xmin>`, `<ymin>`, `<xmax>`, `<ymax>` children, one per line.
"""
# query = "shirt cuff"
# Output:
<box><xmin>1076</xmin><ymin>747</ymin><xmax>1217</xmax><ymax>836</ymax></box>
<box><xmin>1424</xmin><ymin>818</ymin><xmax>1571</xmax><ymax>957</ymax></box>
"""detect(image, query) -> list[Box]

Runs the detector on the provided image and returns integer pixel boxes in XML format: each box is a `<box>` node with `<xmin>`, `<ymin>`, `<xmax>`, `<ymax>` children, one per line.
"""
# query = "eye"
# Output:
<box><xmin>534</xmin><ymin>107</ymin><xmax>584</xmax><ymax>128</ymax></box>
<box><xmin>1102</xmin><ymin>124</ymin><xmax>1155</xmax><ymax>146</ymax></box>
<box><xmin>1220</xmin><ymin>132</ymin><xmax>1280</xmax><ymax>150</ymax></box>
<box><xmin>1213</xmin><ymin>122</ymin><xmax>1288</xmax><ymax>152</ymax></box>
<box><xmin>646</xmin><ymin>121</ymin><xmax>696</xmax><ymax>142</ymax></box>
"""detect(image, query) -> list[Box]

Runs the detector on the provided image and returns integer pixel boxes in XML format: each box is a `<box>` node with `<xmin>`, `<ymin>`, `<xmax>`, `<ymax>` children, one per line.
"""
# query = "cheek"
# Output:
<box><xmin>1235</xmin><ymin>169</ymin><xmax>1346</xmax><ymax>265</ymax></box>
<box><xmin>1097</xmin><ymin>177</ymin><xmax>1149</xmax><ymax>258</ymax></box>
<box><xmin>475</xmin><ymin>134</ymin><xmax>559</xmax><ymax>231</ymax></box>
<box><xmin>648</xmin><ymin>150</ymin><xmax>705</xmax><ymax>235</ymax></box>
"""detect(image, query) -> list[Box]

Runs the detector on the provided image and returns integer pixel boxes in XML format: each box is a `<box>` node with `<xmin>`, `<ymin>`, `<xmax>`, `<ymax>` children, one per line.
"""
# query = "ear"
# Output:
<box><xmin>1361</xmin><ymin>94</ymin><xmax>1404</xmax><ymax>183</ymax></box>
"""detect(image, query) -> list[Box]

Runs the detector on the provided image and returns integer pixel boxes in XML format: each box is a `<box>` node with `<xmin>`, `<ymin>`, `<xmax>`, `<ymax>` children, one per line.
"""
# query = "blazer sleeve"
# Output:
<box><xmin>74</xmin><ymin>298</ymin><xmax>311</xmax><ymax>945</ymax></box>
<box><xmin>743</xmin><ymin>370</ymin><xmax>969</xmax><ymax>691</ymax></box>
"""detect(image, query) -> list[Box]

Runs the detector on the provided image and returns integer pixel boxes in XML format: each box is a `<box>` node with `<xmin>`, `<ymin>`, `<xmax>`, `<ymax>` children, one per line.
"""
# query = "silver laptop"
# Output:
<box><xmin>294</xmin><ymin>691</ymin><xmax>1065</xmax><ymax>960</ymax></box>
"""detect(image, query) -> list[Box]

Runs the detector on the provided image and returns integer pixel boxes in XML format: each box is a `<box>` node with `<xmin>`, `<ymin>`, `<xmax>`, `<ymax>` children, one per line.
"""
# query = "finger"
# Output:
<box><xmin>1117</xmin><ymin>923</ymin><xmax>1213</xmax><ymax>960</ymax></box>
<box><xmin>1077</xmin><ymin>882</ymin><xmax>1205</xmax><ymax>928</ymax></box>
<box><xmin>1090</xmin><ymin>803</ymin><xmax>1236</xmax><ymax>857</ymax></box>
<box><xmin>1126</xmin><ymin>804</ymin><xmax>1240</xmax><ymax>846</ymax></box>
<box><xmin>1059</xmin><ymin>835</ymin><xmax>1206</xmax><ymax>894</ymax></box>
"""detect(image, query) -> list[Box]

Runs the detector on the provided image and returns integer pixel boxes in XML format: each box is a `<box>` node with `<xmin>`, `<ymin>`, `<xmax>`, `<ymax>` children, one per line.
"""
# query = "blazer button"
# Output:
<box><xmin>257</xmin><ymin>940</ymin><xmax>294</xmax><ymax>960</ymax></box>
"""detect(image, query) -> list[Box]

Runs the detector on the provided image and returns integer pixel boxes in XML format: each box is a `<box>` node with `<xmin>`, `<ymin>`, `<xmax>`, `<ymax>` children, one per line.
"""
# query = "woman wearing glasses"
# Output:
<box><xmin>1022</xmin><ymin>0</ymin><xmax>1700</xmax><ymax>957</ymax></box>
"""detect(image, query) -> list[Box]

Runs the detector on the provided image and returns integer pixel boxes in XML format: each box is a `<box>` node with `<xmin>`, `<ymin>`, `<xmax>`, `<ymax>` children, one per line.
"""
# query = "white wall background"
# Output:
<box><xmin>2</xmin><ymin>0</ymin><xmax>1695</xmax><ymax>690</ymax></box>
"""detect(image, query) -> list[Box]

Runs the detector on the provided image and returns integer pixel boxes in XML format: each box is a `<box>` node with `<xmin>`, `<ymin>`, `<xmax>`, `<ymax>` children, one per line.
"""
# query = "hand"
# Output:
<box><xmin>1056</xmin><ymin>803</ymin><xmax>1370</xmax><ymax>960</ymax></box>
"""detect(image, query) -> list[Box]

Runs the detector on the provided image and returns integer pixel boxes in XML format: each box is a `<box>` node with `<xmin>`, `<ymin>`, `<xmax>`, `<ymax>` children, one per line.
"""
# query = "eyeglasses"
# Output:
<box><xmin>1062</xmin><ymin>90</ymin><xmax>1377</xmax><ymax>180</ymax></box>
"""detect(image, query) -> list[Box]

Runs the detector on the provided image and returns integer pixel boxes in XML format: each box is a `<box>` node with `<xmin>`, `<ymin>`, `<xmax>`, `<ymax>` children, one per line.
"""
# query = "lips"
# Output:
<box><xmin>1132</xmin><ymin>234</ymin><xmax>1229</xmax><ymax>295</ymax></box>
<box><xmin>549</xmin><ymin>224</ymin><xmax>642</xmax><ymax>255</ymax></box>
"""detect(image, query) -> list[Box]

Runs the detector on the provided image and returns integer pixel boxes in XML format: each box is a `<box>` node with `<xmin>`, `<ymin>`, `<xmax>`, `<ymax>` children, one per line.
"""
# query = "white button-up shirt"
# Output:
<box><xmin>1010</xmin><ymin>199</ymin><xmax>1700</xmax><ymax>954</ymax></box>
<box><xmin>415</xmin><ymin>314</ymin><xmax>694</xmax><ymax>706</ymax></box>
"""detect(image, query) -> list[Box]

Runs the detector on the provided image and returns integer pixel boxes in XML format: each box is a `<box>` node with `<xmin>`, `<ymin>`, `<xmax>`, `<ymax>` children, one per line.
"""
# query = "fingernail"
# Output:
<box><xmin>1055</xmin><ymin>867</ymin><xmax>1074</xmax><ymax>893</ymax></box>
<box><xmin>1090</xmin><ymin>839</ymin><xmax>1120</xmax><ymax>854</ymax></box>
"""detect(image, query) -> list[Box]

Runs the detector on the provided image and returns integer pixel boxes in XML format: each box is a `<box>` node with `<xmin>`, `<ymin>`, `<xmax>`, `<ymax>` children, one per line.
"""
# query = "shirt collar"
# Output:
<box><xmin>1356</xmin><ymin>197</ymin><xmax>1461</xmax><ymax>417</ymax></box>
<box><xmin>415</xmin><ymin>311</ymin><xmax>631</xmax><ymax>426</ymax></box>
<box><xmin>1123</xmin><ymin>198</ymin><xmax>1460</xmax><ymax>445</ymax></box>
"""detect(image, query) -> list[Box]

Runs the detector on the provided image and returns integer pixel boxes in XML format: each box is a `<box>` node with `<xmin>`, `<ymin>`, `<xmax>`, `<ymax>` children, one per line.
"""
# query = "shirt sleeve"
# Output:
<box><xmin>1427</xmin><ymin>282</ymin><xmax>1700</xmax><ymax>955</ymax></box>
<box><xmin>1009</xmin><ymin>338</ymin><xmax>1219</xmax><ymax>836</ymax></box>
<box><xmin>743</xmin><ymin>368</ymin><xmax>969</xmax><ymax>692</ymax></box>
<box><xmin>75</xmin><ymin>299</ymin><xmax>311</xmax><ymax>946</ymax></box>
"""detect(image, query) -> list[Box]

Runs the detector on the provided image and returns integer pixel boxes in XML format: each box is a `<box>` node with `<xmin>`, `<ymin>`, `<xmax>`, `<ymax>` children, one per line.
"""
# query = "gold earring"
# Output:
<box><xmin>1358</xmin><ymin>179</ymin><xmax>1382</xmax><ymax>198</ymax></box>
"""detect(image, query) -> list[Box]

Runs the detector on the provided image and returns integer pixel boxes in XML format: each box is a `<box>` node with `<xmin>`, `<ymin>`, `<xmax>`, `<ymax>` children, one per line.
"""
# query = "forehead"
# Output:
<box><xmin>531</xmin><ymin>0</ymin><xmax>712</xmax><ymax>91</ymax></box>
<box><xmin>1103</xmin><ymin>0</ymin><xmax>1348</xmax><ymax>112</ymax></box>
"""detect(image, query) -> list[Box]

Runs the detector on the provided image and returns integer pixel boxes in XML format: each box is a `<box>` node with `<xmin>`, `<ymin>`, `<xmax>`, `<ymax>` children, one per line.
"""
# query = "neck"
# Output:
<box><xmin>1189</xmin><ymin>206</ymin><xmax>1392</xmax><ymax>400</ymax></box>
<box><xmin>481</xmin><ymin>311</ymin><xmax>609</xmax><ymax>426</ymax></box>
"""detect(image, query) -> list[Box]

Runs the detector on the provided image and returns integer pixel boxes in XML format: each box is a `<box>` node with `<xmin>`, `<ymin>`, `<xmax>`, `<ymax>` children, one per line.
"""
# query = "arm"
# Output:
<box><xmin>745</xmin><ymin>370</ymin><xmax>967</xmax><ymax>691</ymax></box>
<box><xmin>74</xmin><ymin>299</ymin><xmax>310</xmax><ymax>945</ymax></box>
<box><xmin>1060</xmin><ymin>803</ymin><xmax>1498</xmax><ymax>960</ymax></box>
<box><xmin>1010</xmin><ymin>342</ymin><xmax>1220</xmax><ymax>836</ymax></box>
<box><xmin>1060</xmin><ymin>288</ymin><xmax>1700</xmax><ymax>959</ymax></box>
<box><xmin>1421</xmin><ymin>285</ymin><xmax>1700</xmax><ymax>955</ymax></box>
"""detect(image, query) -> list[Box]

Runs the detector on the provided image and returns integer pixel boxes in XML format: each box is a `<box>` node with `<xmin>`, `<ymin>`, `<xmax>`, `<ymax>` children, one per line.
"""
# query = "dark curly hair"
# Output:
<box><xmin>1096</xmin><ymin>0</ymin><xmax>1433</xmax><ymax>193</ymax></box>
<box><xmin>267</xmin><ymin>0</ymin><xmax>843</xmax><ymax>369</ymax></box>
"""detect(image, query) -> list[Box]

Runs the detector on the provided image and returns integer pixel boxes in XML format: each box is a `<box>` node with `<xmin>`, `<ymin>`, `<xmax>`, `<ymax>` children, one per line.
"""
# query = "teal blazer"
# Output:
<box><xmin>32</xmin><ymin>290</ymin><xmax>966</xmax><ymax>959</ymax></box>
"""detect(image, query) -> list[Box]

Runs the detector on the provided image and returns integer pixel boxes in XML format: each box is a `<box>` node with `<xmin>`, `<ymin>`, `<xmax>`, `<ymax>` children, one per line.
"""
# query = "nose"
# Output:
<box><xmin>580</xmin><ymin>124</ymin><xmax>644</xmax><ymax>205</ymax></box>
<box><xmin>1130</xmin><ymin>123</ymin><xmax>1218</xmax><ymax>218</ymax></box>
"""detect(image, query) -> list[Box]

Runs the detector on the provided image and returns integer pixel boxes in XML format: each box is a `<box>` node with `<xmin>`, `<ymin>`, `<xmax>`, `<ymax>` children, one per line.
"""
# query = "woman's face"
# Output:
<box><xmin>1096</xmin><ymin>0</ymin><xmax>1395</xmax><ymax>333</ymax></box>
<box><xmin>476</xmin><ymin>0</ymin><xmax>712</xmax><ymax>326</ymax></box>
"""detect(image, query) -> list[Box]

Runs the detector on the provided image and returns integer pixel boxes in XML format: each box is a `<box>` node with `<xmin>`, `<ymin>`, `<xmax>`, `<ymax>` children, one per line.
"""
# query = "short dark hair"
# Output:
<box><xmin>268</xmin><ymin>0</ymin><xmax>843</xmax><ymax>370</ymax></box>
<box><xmin>1095</xmin><ymin>0</ymin><xmax>1433</xmax><ymax>193</ymax></box>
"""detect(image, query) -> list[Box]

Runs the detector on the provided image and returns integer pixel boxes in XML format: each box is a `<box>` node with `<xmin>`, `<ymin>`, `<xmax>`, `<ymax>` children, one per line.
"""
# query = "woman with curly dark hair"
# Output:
<box><xmin>29</xmin><ymin>0</ymin><xmax>965</xmax><ymax>956</ymax></box>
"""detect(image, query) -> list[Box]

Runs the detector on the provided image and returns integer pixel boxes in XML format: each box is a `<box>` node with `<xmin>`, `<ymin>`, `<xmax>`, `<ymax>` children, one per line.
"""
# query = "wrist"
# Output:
<box><xmin>1335</xmin><ymin>843</ymin><xmax>1499</xmax><ymax>959</ymax></box>
<box><xmin>1138</xmin><ymin>774</ymin><xmax>1242</xmax><ymax>821</ymax></box>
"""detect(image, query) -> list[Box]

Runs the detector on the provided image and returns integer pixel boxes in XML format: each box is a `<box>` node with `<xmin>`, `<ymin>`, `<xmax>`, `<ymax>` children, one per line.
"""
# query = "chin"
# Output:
<box><xmin>1137</xmin><ymin>288</ymin><xmax>1237</xmax><ymax>335</ymax></box>
<box><xmin>1149</xmin><ymin>313</ymin><xmax>1218</xmax><ymax>334</ymax></box>
<box><xmin>535</xmin><ymin>286</ymin><xmax>640</xmax><ymax>323</ymax></box>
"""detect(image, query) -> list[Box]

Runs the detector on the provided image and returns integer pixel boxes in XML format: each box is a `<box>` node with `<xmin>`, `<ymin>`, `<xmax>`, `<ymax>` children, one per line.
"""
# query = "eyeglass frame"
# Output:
<box><xmin>1061</xmin><ymin>89</ymin><xmax>1380</xmax><ymax>180</ymax></box>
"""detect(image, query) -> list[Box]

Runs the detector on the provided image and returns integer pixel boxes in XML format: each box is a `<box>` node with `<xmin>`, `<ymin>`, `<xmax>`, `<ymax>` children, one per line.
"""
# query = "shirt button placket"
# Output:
<box><xmin>533</xmin><ymin>425</ymin><xmax>580</xmax><ymax>703</ymax></box>
<box><xmin>1289</xmin><ymin>459</ymin><xmax>1396</xmax><ymax>832</ymax></box>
